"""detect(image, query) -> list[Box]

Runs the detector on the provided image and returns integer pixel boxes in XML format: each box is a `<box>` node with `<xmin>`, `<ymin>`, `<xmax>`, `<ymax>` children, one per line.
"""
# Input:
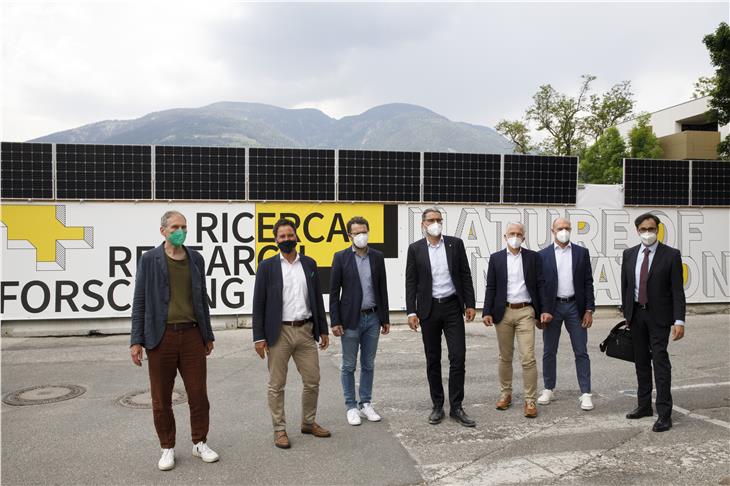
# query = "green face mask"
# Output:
<box><xmin>167</xmin><ymin>229</ymin><xmax>187</xmax><ymax>247</ymax></box>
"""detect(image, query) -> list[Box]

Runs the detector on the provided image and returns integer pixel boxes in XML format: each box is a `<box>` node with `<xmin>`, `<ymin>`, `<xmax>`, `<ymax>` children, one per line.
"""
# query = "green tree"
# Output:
<box><xmin>628</xmin><ymin>113</ymin><xmax>663</xmax><ymax>159</ymax></box>
<box><xmin>580</xmin><ymin>127</ymin><xmax>626</xmax><ymax>183</ymax></box>
<box><xmin>584</xmin><ymin>80</ymin><xmax>635</xmax><ymax>142</ymax></box>
<box><xmin>702</xmin><ymin>22</ymin><xmax>730</xmax><ymax>159</ymax></box>
<box><xmin>692</xmin><ymin>75</ymin><xmax>718</xmax><ymax>98</ymax></box>
<box><xmin>495</xmin><ymin>119</ymin><xmax>533</xmax><ymax>154</ymax></box>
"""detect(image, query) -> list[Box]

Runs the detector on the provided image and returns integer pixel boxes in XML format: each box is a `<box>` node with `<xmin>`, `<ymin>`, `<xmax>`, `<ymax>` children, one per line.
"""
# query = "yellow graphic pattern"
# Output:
<box><xmin>0</xmin><ymin>205</ymin><xmax>85</xmax><ymax>262</ymax></box>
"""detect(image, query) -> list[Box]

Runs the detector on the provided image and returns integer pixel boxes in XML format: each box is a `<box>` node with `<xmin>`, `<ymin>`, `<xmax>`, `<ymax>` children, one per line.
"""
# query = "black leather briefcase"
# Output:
<box><xmin>599</xmin><ymin>321</ymin><xmax>635</xmax><ymax>362</ymax></box>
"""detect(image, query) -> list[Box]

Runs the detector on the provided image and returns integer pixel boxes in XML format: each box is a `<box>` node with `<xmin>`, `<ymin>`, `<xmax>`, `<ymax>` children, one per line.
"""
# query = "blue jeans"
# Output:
<box><xmin>542</xmin><ymin>300</ymin><xmax>591</xmax><ymax>393</ymax></box>
<box><xmin>341</xmin><ymin>312</ymin><xmax>381</xmax><ymax>410</ymax></box>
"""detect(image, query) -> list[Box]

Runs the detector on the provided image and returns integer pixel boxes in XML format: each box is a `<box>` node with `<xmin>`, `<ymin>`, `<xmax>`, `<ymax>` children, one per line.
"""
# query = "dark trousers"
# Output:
<box><xmin>631</xmin><ymin>306</ymin><xmax>673</xmax><ymax>418</ymax></box>
<box><xmin>542</xmin><ymin>300</ymin><xmax>591</xmax><ymax>393</ymax></box>
<box><xmin>420</xmin><ymin>298</ymin><xmax>466</xmax><ymax>409</ymax></box>
<box><xmin>147</xmin><ymin>326</ymin><xmax>210</xmax><ymax>448</ymax></box>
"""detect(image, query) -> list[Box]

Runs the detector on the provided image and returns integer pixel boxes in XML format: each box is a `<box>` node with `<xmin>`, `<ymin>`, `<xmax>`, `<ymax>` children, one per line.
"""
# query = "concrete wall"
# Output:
<box><xmin>658</xmin><ymin>131</ymin><xmax>722</xmax><ymax>160</ymax></box>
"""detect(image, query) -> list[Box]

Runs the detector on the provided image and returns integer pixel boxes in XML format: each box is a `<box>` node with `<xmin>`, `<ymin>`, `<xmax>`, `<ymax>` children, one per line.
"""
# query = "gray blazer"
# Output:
<box><xmin>130</xmin><ymin>243</ymin><xmax>214</xmax><ymax>349</ymax></box>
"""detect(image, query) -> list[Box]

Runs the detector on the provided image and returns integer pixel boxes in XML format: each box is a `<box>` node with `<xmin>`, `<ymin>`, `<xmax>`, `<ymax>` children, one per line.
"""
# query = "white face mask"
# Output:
<box><xmin>640</xmin><ymin>231</ymin><xmax>657</xmax><ymax>246</ymax></box>
<box><xmin>507</xmin><ymin>236</ymin><xmax>523</xmax><ymax>249</ymax></box>
<box><xmin>556</xmin><ymin>229</ymin><xmax>571</xmax><ymax>244</ymax></box>
<box><xmin>426</xmin><ymin>222</ymin><xmax>442</xmax><ymax>237</ymax></box>
<box><xmin>352</xmin><ymin>232</ymin><xmax>369</xmax><ymax>249</ymax></box>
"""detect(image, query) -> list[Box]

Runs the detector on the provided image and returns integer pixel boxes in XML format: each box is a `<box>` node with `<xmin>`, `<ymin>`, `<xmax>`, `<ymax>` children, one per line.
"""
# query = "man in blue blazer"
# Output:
<box><xmin>537</xmin><ymin>218</ymin><xmax>596</xmax><ymax>411</ymax></box>
<box><xmin>482</xmin><ymin>222</ymin><xmax>551</xmax><ymax>418</ymax></box>
<box><xmin>330</xmin><ymin>216</ymin><xmax>390</xmax><ymax>426</ymax></box>
<box><xmin>252</xmin><ymin>218</ymin><xmax>331</xmax><ymax>449</ymax></box>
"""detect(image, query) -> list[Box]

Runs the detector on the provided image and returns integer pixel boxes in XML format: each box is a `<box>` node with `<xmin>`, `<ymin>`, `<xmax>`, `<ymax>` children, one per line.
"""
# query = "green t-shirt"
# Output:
<box><xmin>165</xmin><ymin>253</ymin><xmax>197</xmax><ymax>324</ymax></box>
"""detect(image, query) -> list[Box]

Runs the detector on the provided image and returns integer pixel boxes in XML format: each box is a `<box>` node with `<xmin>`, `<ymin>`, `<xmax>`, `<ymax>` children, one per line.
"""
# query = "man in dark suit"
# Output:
<box><xmin>330</xmin><ymin>216</ymin><xmax>390</xmax><ymax>426</ymax></box>
<box><xmin>252</xmin><ymin>218</ymin><xmax>331</xmax><ymax>449</ymax></box>
<box><xmin>482</xmin><ymin>222</ymin><xmax>551</xmax><ymax>418</ymax></box>
<box><xmin>537</xmin><ymin>218</ymin><xmax>596</xmax><ymax>411</ymax></box>
<box><xmin>406</xmin><ymin>207</ymin><xmax>477</xmax><ymax>427</ymax></box>
<box><xmin>621</xmin><ymin>212</ymin><xmax>686</xmax><ymax>432</ymax></box>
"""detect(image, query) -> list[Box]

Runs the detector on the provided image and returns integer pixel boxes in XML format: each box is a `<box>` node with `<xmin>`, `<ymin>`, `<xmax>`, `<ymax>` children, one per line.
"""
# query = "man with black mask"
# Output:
<box><xmin>252</xmin><ymin>218</ymin><xmax>331</xmax><ymax>449</ymax></box>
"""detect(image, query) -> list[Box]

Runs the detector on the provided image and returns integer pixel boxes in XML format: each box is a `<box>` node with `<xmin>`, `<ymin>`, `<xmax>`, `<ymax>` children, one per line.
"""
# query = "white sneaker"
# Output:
<box><xmin>158</xmin><ymin>448</ymin><xmax>175</xmax><ymax>471</ymax></box>
<box><xmin>359</xmin><ymin>403</ymin><xmax>382</xmax><ymax>422</ymax></box>
<box><xmin>537</xmin><ymin>389</ymin><xmax>554</xmax><ymax>405</ymax></box>
<box><xmin>347</xmin><ymin>408</ymin><xmax>362</xmax><ymax>425</ymax></box>
<box><xmin>579</xmin><ymin>393</ymin><xmax>594</xmax><ymax>411</ymax></box>
<box><xmin>192</xmin><ymin>441</ymin><xmax>220</xmax><ymax>463</ymax></box>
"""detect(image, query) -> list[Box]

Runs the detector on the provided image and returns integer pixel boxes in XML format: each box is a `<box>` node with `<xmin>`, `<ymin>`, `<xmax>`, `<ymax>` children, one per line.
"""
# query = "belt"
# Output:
<box><xmin>360</xmin><ymin>306</ymin><xmax>377</xmax><ymax>315</ymax></box>
<box><xmin>506</xmin><ymin>302</ymin><xmax>532</xmax><ymax>309</ymax></box>
<box><xmin>167</xmin><ymin>322</ymin><xmax>197</xmax><ymax>331</ymax></box>
<box><xmin>556</xmin><ymin>296</ymin><xmax>575</xmax><ymax>303</ymax></box>
<box><xmin>282</xmin><ymin>319</ymin><xmax>310</xmax><ymax>327</ymax></box>
<box><xmin>634</xmin><ymin>303</ymin><xmax>649</xmax><ymax>310</ymax></box>
<box><xmin>433</xmin><ymin>294</ymin><xmax>457</xmax><ymax>304</ymax></box>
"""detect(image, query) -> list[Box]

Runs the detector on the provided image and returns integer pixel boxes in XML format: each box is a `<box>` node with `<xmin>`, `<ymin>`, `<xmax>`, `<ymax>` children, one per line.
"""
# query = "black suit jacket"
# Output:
<box><xmin>482</xmin><ymin>248</ymin><xmax>548</xmax><ymax>324</ymax></box>
<box><xmin>538</xmin><ymin>243</ymin><xmax>595</xmax><ymax>317</ymax></box>
<box><xmin>252</xmin><ymin>253</ymin><xmax>328</xmax><ymax>345</ymax></box>
<box><xmin>621</xmin><ymin>242</ymin><xmax>686</xmax><ymax>326</ymax></box>
<box><xmin>405</xmin><ymin>236</ymin><xmax>476</xmax><ymax>320</ymax></box>
<box><xmin>329</xmin><ymin>247</ymin><xmax>390</xmax><ymax>329</ymax></box>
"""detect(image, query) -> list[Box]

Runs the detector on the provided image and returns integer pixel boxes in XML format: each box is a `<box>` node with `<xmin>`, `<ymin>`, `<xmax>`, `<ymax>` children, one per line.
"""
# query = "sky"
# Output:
<box><xmin>1</xmin><ymin>1</ymin><xmax>727</xmax><ymax>141</ymax></box>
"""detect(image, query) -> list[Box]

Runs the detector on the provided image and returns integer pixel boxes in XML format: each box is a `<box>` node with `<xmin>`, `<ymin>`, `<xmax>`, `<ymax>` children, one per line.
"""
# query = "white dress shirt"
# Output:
<box><xmin>554</xmin><ymin>242</ymin><xmax>575</xmax><ymax>298</ymax></box>
<box><xmin>428</xmin><ymin>237</ymin><xmax>456</xmax><ymax>299</ymax></box>
<box><xmin>280</xmin><ymin>253</ymin><xmax>311</xmax><ymax>321</ymax></box>
<box><xmin>633</xmin><ymin>241</ymin><xmax>684</xmax><ymax>326</ymax></box>
<box><xmin>506</xmin><ymin>248</ymin><xmax>531</xmax><ymax>303</ymax></box>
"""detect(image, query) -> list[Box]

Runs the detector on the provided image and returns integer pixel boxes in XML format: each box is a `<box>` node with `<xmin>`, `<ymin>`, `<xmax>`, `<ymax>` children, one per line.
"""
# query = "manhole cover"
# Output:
<box><xmin>116</xmin><ymin>389</ymin><xmax>187</xmax><ymax>409</ymax></box>
<box><xmin>3</xmin><ymin>384</ymin><xmax>86</xmax><ymax>406</ymax></box>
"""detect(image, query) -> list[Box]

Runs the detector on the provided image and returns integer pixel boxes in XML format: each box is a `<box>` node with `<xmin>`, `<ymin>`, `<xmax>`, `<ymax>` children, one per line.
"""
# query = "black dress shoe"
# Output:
<box><xmin>626</xmin><ymin>406</ymin><xmax>653</xmax><ymax>419</ymax></box>
<box><xmin>428</xmin><ymin>406</ymin><xmax>445</xmax><ymax>425</ymax></box>
<box><xmin>652</xmin><ymin>416</ymin><xmax>672</xmax><ymax>432</ymax></box>
<box><xmin>449</xmin><ymin>407</ymin><xmax>476</xmax><ymax>427</ymax></box>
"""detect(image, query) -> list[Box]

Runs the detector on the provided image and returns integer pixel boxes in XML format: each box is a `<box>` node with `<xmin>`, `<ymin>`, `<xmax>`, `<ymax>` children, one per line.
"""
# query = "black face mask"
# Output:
<box><xmin>277</xmin><ymin>240</ymin><xmax>297</xmax><ymax>254</ymax></box>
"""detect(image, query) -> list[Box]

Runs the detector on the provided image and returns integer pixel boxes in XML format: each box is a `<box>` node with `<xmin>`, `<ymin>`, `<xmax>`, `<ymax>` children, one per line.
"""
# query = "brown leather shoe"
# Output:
<box><xmin>301</xmin><ymin>422</ymin><xmax>331</xmax><ymax>437</ymax></box>
<box><xmin>274</xmin><ymin>431</ymin><xmax>291</xmax><ymax>449</ymax></box>
<box><xmin>496</xmin><ymin>395</ymin><xmax>512</xmax><ymax>410</ymax></box>
<box><xmin>524</xmin><ymin>402</ymin><xmax>538</xmax><ymax>418</ymax></box>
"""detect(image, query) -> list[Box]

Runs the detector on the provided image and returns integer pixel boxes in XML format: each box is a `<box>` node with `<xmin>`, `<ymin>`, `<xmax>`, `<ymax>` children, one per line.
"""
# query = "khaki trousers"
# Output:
<box><xmin>495</xmin><ymin>305</ymin><xmax>538</xmax><ymax>402</ymax></box>
<box><xmin>267</xmin><ymin>323</ymin><xmax>320</xmax><ymax>431</ymax></box>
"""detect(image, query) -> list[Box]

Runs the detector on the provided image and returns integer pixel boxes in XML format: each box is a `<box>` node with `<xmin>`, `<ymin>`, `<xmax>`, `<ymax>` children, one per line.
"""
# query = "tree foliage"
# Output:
<box><xmin>628</xmin><ymin>113</ymin><xmax>663</xmax><ymax>159</ymax></box>
<box><xmin>495</xmin><ymin>119</ymin><xmax>533</xmax><ymax>154</ymax></box>
<box><xmin>702</xmin><ymin>22</ymin><xmax>730</xmax><ymax>159</ymax></box>
<box><xmin>584</xmin><ymin>80</ymin><xmax>635</xmax><ymax>142</ymax></box>
<box><xmin>580</xmin><ymin>127</ymin><xmax>626</xmax><ymax>184</ymax></box>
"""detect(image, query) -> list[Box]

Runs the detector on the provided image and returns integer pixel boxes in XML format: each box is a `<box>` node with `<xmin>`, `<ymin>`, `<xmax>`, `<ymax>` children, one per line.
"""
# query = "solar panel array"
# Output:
<box><xmin>503</xmin><ymin>154</ymin><xmax>578</xmax><ymax>204</ymax></box>
<box><xmin>424</xmin><ymin>152</ymin><xmax>500</xmax><ymax>203</ymax></box>
<box><xmin>624</xmin><ymin>158</ymin><xmax>690</xmax><ymax>206</ymax></box>
<box><xmin>156</xmin><ymin>146</ymin><xmax>245</xmax><ymax>200</ymax></box>
<box><xmin>691</xmin><ymin>160</ymin><xmax>730</xmax><ymax>206</ymax></box>
<box><xmin>0</xmin><ymin>142</ymin><xmax>53</xmax><ymax>199</ymax></box>
<box><xmin>56</xmin><ymin>144</ymin><xmax>152</xmax><ymax>200</ymax></box>
<box><xmin>338</xmin><ymin>150</ymin><xmax>420</xmax><ymax>202</ymax></box>
<box><xmin>249</xmin><ymin>148</ymin><xmax>334</xmax><ymax>201</ymax></box>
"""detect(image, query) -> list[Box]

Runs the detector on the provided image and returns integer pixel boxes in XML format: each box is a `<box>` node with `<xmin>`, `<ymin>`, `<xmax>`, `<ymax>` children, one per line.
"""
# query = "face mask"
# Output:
<box><xmin>277</xmin><ymin>240</ymin><xmax>297</xmax><ymax>254</ymax></box>
<box><xmin>640</xmin><ymin>232</ymin><xmax>657</xmax><ymax>246</ymax></box>
<box><xmin>352</xmin><ymin>233</ymin><xmax>369</xmax><ymax>249</ymax></box>
<box><xmin>167</xmin><ymin>229</ymin><xmax>186</xmax><ymax>247</ymax></box>
<box><xmin>556</xmin><ymin>229</ymin><xmax>571</xmax><ymax>244</ymax></box>
<box><xmin>426</xmin><ymin>222</ymin><xmax>442</xmax><ymax>237</ymax></box>
<box><xmin>507</xmin><ymin>236</ymin><xmax>523</xmax><ymax>249</ymax></box>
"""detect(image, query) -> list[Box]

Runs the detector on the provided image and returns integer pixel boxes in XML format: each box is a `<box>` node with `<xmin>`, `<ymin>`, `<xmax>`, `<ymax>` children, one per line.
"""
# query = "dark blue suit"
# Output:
<box><xmin>482</xmin><ymin>248</ymin><xmax>547</xmax><ymax>323</ymax></box>
<box><xmin>538</xmin><ymin>243</ymin><xmax>595</xmax><ymax>394</ymax></box>
<box><xmin>252</xmin><ymin>253</ymin><xmax>328</xmax><ymax>346</ymax></box>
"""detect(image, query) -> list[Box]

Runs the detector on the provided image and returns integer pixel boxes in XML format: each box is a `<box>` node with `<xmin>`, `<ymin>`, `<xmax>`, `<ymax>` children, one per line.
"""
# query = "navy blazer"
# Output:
<box><xmin>621</xmin><ymin>242</ymin><xmax>686</xmax><ymax>327</ymax></box>
<box><xmin>538</xmin><ymin>243</ymin><xmax>595</xmax><ymax>317</ymax></box>
<box><xmin>252</xmin><ymin>253</ymin><xmax>329</xmax><ymax>346</ymax></box>
<box><xmin>131</xmin><ymin>243</ymin><xmax>214</xmax><ymax>349</ymax></box>
<box><xmin>482</xmin><ymin>248</ymin><xmax>547</xmax><ymax>324</ymax></box>
<box><xmin>405</xmin><ymin>236</ymin><xmax>476</xmax><ymax>320</ymax></box>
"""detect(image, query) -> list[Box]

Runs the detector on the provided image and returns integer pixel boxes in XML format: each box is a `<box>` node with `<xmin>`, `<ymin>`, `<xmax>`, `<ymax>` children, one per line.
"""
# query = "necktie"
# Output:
<box><xmin>638</xmin><ymin>247</ymin><xmax>651</xmax><ymax>305</ymax></box>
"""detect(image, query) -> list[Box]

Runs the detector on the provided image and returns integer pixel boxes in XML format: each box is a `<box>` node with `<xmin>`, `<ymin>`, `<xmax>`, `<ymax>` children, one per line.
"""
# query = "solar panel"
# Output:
<box><xmin>0</xmin><ymin>142</ymin><xmax>53</xmax><ymax>199</ymax></box>
<box><xmin>692</xmin><ymin>160</ymin><xmax>730</xmax><ymax>206</ymax></box>
<box><xmin>338</xmin><ymin>150</ymin><xmax>420</xmax><ymax>202</ymax></box>
<box><xmin>424</xmin><ymin>152</ymin><xmax>500</xmax><ymax>203</ymax></box>
<box><xmin>155</xmin><ymin>145</ymin><xmax>245</xmax><ymax>200</ymax></box>
<box><xmin>503</xmin><ymin>154</ymin><xmax>577</xmax><ymax>204</ymax></box>
<box><xmin>56</xmin><ymin>144</ymin><xmax>151</xmax><ymax>199</ymax></box>
<box><xmin>249</xmin><ymin>148</ymin><xmax>334</xmax><ymax>201</ymax></box>
<box><xmin>624</xmin><ymin>158</ymin><xmax>689</xmax><ymax>206</ymax></box>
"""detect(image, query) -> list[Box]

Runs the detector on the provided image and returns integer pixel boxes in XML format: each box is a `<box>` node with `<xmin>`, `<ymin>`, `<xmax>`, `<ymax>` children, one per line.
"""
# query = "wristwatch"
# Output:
<box><xmin>586</xmin><ymin>310</ymin><xmax>594</xmax><ymax>313</ymax></box>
